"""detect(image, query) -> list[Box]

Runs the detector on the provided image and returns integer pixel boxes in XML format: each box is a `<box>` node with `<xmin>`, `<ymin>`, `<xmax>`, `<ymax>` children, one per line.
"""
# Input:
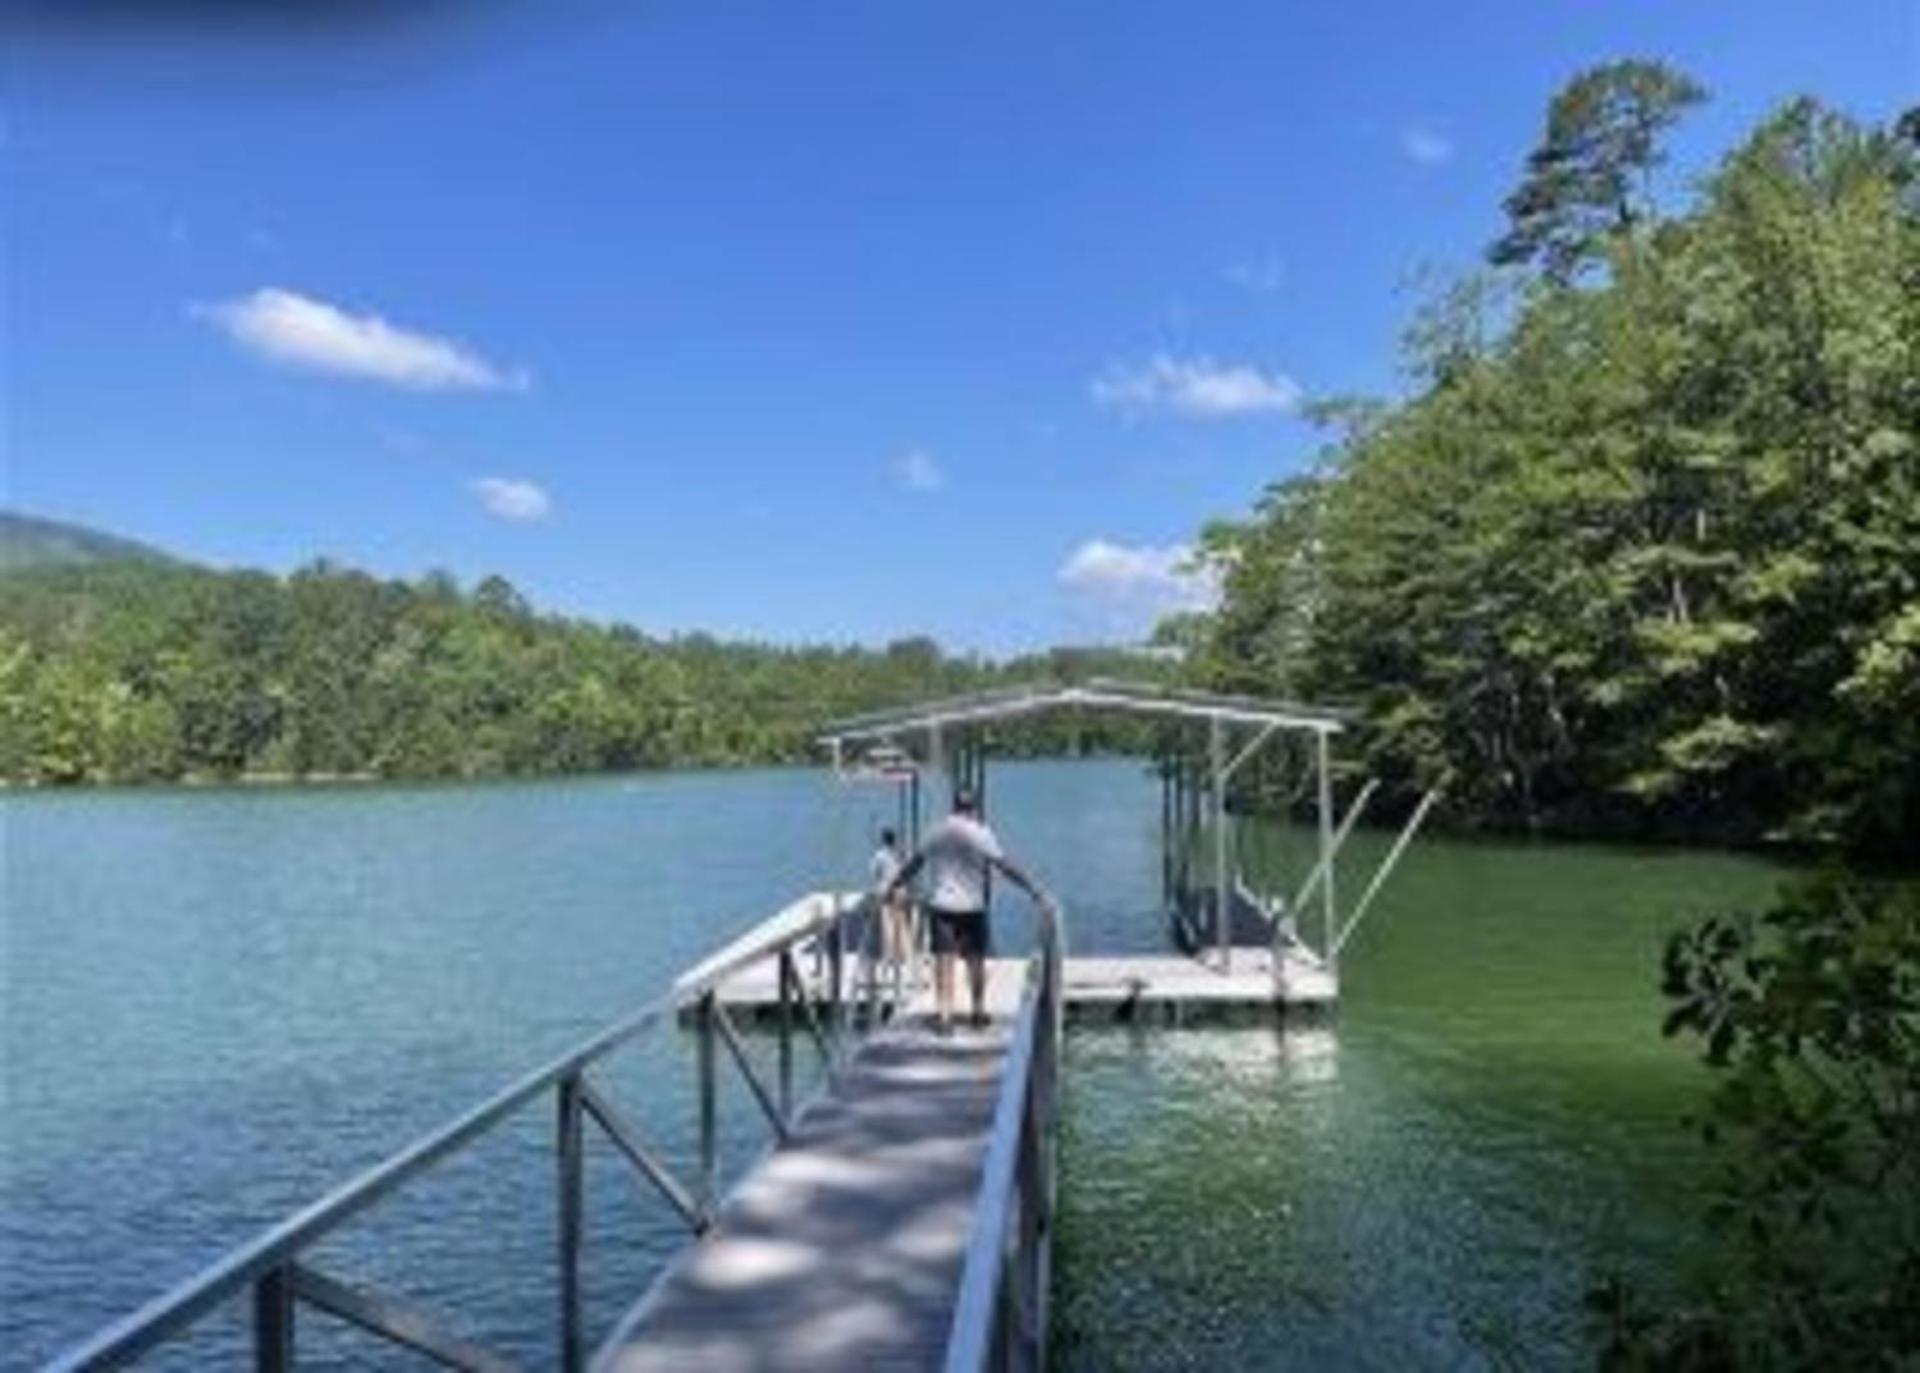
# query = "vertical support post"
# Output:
<box><xmin>929</xmin><ymin>723</ymin><xmax>945</xmax><ymax>803</ymax></box>
<box><xmin>864</xmin><ymin>891</ymin><xmax>881</xmax><ymax>1030</ymax></box>
<box><xmin>1212</xmin><ymin>714</ymin><xmax>1229</xmax><ymax>974</ymax></box>
<box><xmin>829</xmin><ymin>894</ymin><xmax>846</xmax><ymax>1054</ymax></box>
<box><xmin>556</xmin><ymin>1074</ymin><xmax>585</xmax><ymax>1373</ymax></box>
<box><xmin>254</xmin><ymin>1264</ymin><xmax>294</xmax><ymax>1373</ymax></box>
<box><xmin>1317</xmin><ymin>728</ymin><xmax>1335</xmax><ymax>975</ymax></box>
<box><xmin>1159</xmin><ymin>759</ymin><xmax>1171</xmax><ymax>908</ymax></box>
<box><xmin>777</xmin><ymin>950</ymin><xmax>794</xmax><ymax>1119</ymax></box>
<box><xmin>697</xmin><ymin>990</ymin><xmax>718</xmax><ymax>1209</ymax></box>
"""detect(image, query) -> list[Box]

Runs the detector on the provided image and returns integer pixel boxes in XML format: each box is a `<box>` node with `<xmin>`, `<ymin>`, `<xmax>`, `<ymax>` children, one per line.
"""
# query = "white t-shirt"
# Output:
<box><xmin>919</xmin><ymin>814</ymin><xmax>1003</xmax><ymax>912</ymax></box>
<box><xmin>869</xmin><ymin>846</ymin><xmax>902</xmax><ymax>893</ymax></box>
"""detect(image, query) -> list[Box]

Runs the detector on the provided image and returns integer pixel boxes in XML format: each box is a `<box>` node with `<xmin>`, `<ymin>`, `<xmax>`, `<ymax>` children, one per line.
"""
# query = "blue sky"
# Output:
<box><xmin>6</xmin><ymin>2</ymin><xmax>1913</xmax><ymax>652</ymax></box>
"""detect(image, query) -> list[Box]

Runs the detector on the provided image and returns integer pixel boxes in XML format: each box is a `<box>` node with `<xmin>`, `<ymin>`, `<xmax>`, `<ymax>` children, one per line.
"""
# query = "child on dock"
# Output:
<box><xmin>869</xmin><ymin>828</ymin><xmax>918</xmax><ymax>997</ymax></box>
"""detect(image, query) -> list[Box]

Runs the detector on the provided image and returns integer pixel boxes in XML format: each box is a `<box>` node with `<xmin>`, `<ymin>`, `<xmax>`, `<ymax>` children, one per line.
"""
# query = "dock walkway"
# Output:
<box><xmin>595</xmin><ymin>1016</ymin><xmax>1013</xmax><ymax>1372</ymax></box>
<box><xmin>604</xmin><ymin>931</ymin><xmax>1329</xmax><ymax>1371</ymax></box>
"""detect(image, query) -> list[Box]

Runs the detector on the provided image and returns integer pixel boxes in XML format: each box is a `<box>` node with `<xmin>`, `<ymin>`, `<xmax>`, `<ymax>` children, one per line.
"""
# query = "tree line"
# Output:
<box><xmin>1177</xmin><ymin>67</ymin><xmax>1917</xmax><ymax>857</ymax></box>
<box><xmin>0</xmin><ymin>558</ymin><xmax>1161</xmax><ymax>785</ymax></box>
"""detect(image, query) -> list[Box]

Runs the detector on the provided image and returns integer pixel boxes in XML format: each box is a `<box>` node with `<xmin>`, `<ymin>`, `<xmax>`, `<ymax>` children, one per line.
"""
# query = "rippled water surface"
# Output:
<box><xmin>3</xmin><ymin>762</ymin><xmax>1785</xmax><ymax>1369</ymax></box>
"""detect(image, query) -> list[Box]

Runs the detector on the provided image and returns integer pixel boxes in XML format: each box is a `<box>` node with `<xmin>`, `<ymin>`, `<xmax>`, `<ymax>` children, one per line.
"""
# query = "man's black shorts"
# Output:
<box><xmin>927</xmin><ymin>905</ymin><xmax>990</xmax><ymax>958</ymax></box>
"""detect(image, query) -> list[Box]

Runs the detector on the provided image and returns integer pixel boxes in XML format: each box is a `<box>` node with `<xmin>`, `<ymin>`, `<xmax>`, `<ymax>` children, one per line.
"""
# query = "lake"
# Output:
<box><xmin>1</xmin><ymin>761</ymin><xmax>1788</xmax><ymax>1369</ymax></box>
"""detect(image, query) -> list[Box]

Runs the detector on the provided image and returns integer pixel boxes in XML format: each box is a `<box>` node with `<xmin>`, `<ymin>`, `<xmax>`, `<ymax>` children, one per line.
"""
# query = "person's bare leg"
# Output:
<box><xmin>934</xmin><ymin>951</ymin><xmax>955</xmax><ymax>1027</ymax></box>
<box><xmin>967</xmin><ymin>952</ymin><xmax>988</xmax><ymax>1025</ymax></box>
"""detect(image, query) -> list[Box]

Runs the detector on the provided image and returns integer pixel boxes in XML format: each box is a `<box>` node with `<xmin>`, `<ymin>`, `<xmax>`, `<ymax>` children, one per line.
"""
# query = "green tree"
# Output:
<box><xmin>1592</xmin><ymin>875</ymin><xmax>1920</xmax><ymax>1368</ymax></box>
<box><xmin>1490</xmin><ymin>59</ymin><xmax>1707</xmax><ymax>281</ymax></box>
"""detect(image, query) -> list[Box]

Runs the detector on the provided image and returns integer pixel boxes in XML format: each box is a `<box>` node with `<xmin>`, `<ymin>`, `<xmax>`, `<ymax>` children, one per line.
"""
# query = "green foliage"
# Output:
<box><xmin>1490</xmin><ymin>59</ymin><xmax>1707</xmax><ymax>281</ymax></box>
<box><xmin>0</xmin><ymin>560</ymin><xmax>1164</xmax><ymax>785</ymax></box>
<box><xmin>1188</xmin><ymin>81</ymin><xmax>1919</xmax><ymax>854</ymax></box>
<box><xmin>1590</xmin><ymin>875</ymin><xmax>1920</xmax><ymax>1368</ymax></box>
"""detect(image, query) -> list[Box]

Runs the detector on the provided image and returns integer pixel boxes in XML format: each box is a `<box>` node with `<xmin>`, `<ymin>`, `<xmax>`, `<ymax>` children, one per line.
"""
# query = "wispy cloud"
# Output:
<box><xmin>1226</xmin><ymin>257</ymin><xmax>1285</xmax><ymax>293</ymax></box>
<box><xmin>471</xmin><ymin>477</ymin><xmax>552</xmax><ymax>521</ymax></box>
<box><xmin>894</xmin><ymin>448</ymin><xmax>947</xmax><ymax>493</ymax></box>
<box><xmin>1058</xmin><ymin>539</ymin><xmax>1220</xmax><ymax>618</ymax></box>
<box><xmin>1091</xmin><ymin>353</ymin><xmax>1300</xmax><ymax>418</ymax></box>
<box><xmin>1401</xmin><ymin>124</ymin><xmax>1454</xmax><ymax>166</ymax></box>
<box><xmin>195</xmin><ymin>287</ymin><xmax>528</xmax><ymax>392</ymax></box>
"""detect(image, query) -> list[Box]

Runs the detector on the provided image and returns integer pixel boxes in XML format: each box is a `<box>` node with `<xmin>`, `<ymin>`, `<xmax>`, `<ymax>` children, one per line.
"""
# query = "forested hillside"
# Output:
<box><xmin>0</xmin><ymin>511</ymin><xmax>178</xmax><ymax>572</ymax></box>
<box><xmin>1180</xmin><ymin>71</ymin><xmax>1918</xmax><ymax>854</ymax></box>
<box><xmin>0</xmin><ymin>556</ymin><xmax>1160</xmax><ymax>785</ymax></box>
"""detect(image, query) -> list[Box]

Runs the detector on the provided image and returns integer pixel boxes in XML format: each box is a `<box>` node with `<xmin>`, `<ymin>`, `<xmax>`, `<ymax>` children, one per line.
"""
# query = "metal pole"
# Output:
<box><xmin>697</xmin><ymin>991</ymin><xmax>718</xmax><ymax>1209</ymax></box>
<box><xmin>556</xmin><ymin>1075</ymin><xmax>585</xmax><ymax>1373</ymax></box>
<box><xmin>1212</xmin><ymin>714</ymin><xmax>1229</xmax><ymax>974</ymax></box>
<box><xmin>777</xmin><ymin>950</ymin><xmax>794</xmax><ymax>1119</ymax></box>
<box><xmin>1334</xmin><ymin>781</ymin><xmax>1445</xmax><ymax>957</ymax></box>
<box><xmin>254</xmin><ymin>1266</ymin><xmax>294</xmax><ymax>1373</ymax></box>
<box><xmin>829</xmin><ymin>894</ymin><xmax>846</xmax><ymax>1054</ymax></box>
<box><xmin>1317</xmin><ymin>729</ymin><xmax>1335</xmax><ymax>976</ymax></box>
<box><xmin>1159</xmin><ymin>760</ymin><xmax>1171</xmax><ymax>908</ymax></box>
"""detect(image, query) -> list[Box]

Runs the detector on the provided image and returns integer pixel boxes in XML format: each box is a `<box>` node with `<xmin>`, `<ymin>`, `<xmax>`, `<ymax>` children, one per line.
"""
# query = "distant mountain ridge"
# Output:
<box><xmin>0</xmin><ymin>511</ymin><xmax>179</xmax><ymax>572</ymax></box>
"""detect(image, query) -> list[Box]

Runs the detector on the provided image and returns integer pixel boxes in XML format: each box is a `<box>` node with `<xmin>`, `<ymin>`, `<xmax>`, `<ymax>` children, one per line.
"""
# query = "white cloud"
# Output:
<box><xmin>195</xmin><ymin>287</ymin><xmax>527</xmax><ymax>392</ymax></box>
<box><xmin>1226</xmin><ymin>258</ymin><xmax>1285</xmax><ymax>292</ymax></box>
<box><xmin>894</xmin><ymin>448</ymin><xmax>947</xmax><ymax>492</ymax></box>
<box><xmin>1402</xmin><ymin>125</ymin><xmax>1454</xmax><ymax>165</ymax></box>
<box><xmin>1058</xmin><ymin>539</ymin><xmax>1220</xmax><ymax>616</ymax></box>
<box><xmin>1091</xmin><ymin>353</ymin><xmax>1300</xmax><ymax>418</ymax></box>
<box><xmin>471</xmin><ymin>477</ymin><xmax>552</xmax><ymax>521</ymax></box>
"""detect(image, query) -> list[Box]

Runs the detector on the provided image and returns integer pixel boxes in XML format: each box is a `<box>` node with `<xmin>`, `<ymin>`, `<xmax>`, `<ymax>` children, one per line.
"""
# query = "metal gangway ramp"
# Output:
<box><xmin>597</xmin><ymin>894</ymin><xmax>1062</xmax><ymax>1373</ymax></box>
<box><xmin>43</xmin><ymin>890</ymin><xmax>1065</xmax><ymax>1373</ymax></box>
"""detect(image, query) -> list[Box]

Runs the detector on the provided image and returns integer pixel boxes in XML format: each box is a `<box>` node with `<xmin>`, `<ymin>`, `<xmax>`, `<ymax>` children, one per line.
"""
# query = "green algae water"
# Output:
<box><xmin>1052</xmin><ymin>827</ymin><xmax>1784</xmax><ymax>1370</ymax></box>
<box><xmin>3</xmin><ymin>762</ymin><xmax>1785</xmax><ymax>1369</ymax></box>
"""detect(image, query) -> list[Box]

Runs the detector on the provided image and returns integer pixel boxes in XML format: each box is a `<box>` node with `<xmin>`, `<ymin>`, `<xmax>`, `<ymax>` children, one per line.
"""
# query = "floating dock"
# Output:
<box><xmin>700</xmin><ymin>946</ymin><xmax>1336</xmax><ymax>1026</ymax></box>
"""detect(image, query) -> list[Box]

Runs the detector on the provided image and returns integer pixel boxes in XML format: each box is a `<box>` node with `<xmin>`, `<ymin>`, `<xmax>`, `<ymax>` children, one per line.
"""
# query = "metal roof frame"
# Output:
<box><xmin>819</xmin><ymin>678</ymin><xmax>1349</xmax><ymax>747</ymax></box>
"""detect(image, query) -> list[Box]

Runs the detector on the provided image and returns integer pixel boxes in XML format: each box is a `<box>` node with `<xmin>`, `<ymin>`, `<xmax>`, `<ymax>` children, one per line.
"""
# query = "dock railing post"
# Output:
<box><xmin>697</xmin><ymin>990</ymin><xmax>718</xmax><ymax>1212</ymax></box>
<box><xmin>1211</xmin><ymin>714</ymin><xmax>1229</xmax><ymax>975</ymax></box>
<box><xmin>556</xmin><ymin>1073</ymin><xmax>585</xmax><ymax>1373</ymax></box>
<box><xmin>777</xmin><ymin>949</ymin><xmax>794</xmax><ymax>1119</ymax></box>
<box><xmin>1317</xmin><ymin>729</ymin><xmax>1335</xmax><ymax>976</ymax></box>
<box><xmin>253</xmin><ymin>1264</ymin><xmax>294</xmax><ymax>1373</ymax></box>
<box><xmin>829</xmin><ymin>895</ymin><xmax>847</xmax><ymax>1061</ymax></box>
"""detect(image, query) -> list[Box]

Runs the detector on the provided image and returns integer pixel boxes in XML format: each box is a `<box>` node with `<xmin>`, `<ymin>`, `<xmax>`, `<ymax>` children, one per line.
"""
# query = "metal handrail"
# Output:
<box><xmin>43</xmin><ymin>891</ymin><xmax>881</xmax><ymax>1373</ymax></box>
<box><xmin>942</xmin><ymin>892</ymin><xmax>1065</xmax><ymax>1373</ymax></box>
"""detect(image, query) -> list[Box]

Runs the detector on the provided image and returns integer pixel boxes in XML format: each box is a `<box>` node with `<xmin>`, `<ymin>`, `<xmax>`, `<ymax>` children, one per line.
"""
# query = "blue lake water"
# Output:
<box><xmin>2</xmin><ymin>761</ymin><xmax>1787</xmax><ymax>1369</ymax></box>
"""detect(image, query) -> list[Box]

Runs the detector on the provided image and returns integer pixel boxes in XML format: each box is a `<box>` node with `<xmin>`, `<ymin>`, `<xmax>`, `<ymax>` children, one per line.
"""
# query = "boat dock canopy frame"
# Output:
<box><xmin>820</xmin><ymin>679</ymin><xmax>1355</xmax><ymax>980</ymax></box>
<box><xmin>820</xmin><ymin>679</ymin><xmax>1351</xmax><ymax>746</ymax></box>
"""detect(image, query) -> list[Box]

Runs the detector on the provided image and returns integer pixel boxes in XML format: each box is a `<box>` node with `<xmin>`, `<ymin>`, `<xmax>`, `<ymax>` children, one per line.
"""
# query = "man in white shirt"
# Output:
<box><xmin>884</xmin><ymin>789</ymin><xmax>1045</xmax><ymax>1031</ymax></box>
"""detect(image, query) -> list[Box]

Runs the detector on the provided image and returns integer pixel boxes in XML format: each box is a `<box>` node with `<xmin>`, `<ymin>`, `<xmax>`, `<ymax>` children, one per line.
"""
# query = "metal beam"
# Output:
<box><xmin>1212</xmin><ymin>714</ymin><xmax>1229</xmax><ymax>975</ymax></box>
<box><xmin>1317</xmin><ymin>730</ymin><xmax>1335</xmax><ymax>974</ymax></box>
<box><xmin>1333</xmin><ymin>782</ymin><xmax>1445</xmax><ymax>957</ymax></box>
<box><xmin>1218</xmin><ymin>719</ymin><xmax>1281</xmax><ymax>784</ymax></box>
<box><xmin>577</xmin><ymin>1079</ymin><xmax>707</xmax><ymax>1235</ymax></box>
<box><xmin>1286</xmin><ymin>779</ymin><xmax>1378</xmax><ymax>916</ymax></box>
<box><xmin>289</xmin><ymin>1264</ymin><xmax>520</xmax><ymax>1373</ymax></box>
<box><xmin>556</xmin><ymin>1075</ymin><xmax>584</xmax><ymax>1373</ymax></box>
<box><xmin>254</xmin><ymin>1267</ymin><xmax>293</xmax><ymax>1373</ymax></box>
<box><xmin>711</xmin><ymin>1001</ymin><xmax>791</xmax><ymax>1142</ymax></box>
